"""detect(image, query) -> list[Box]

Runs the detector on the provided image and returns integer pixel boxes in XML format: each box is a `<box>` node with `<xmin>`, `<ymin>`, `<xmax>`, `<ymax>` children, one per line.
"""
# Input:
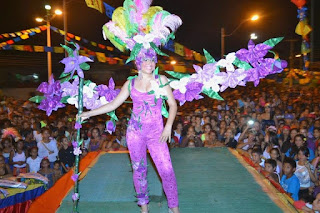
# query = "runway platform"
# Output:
<box><xmin>58</xmin><ymin>148</ymin><xmax>293</xmax><ymax>213</ymax></box>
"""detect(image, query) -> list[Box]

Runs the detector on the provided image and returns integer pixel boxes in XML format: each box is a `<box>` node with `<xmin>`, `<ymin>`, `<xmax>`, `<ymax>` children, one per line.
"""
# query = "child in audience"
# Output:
<box><xmin>295</xmin><ymin>147</ymin><xmax>317</xmax><ymax>200</ymax></box>
<box><xmin>9</xmin><ymin>140</ymin><xmax>27</xmax><ymax>176</ymax></box>
<box><xmin>0</xmin><ymin>155</ymin><xmax>12</xmax><ymax>178</ymax></box>
<box><xmin>53</xmin><ymin>160</ymin><xmax>63</xmax><ymax>183</ymax></box>
<box><xmin>38</xmin><ymin>158</ymin><xmax>54</xmax><ymax>189</ymax></box>
<box><xmin>26</xmin><ymin>147</ymin><xmax>42</xmax><ymax>173</ymax></box>
<box><xmin>1</xmin><ymin>138</ymin><xmax>13</xmax><ymax>164</ymax></box>
<box><xmin>58</xmin><ymin>136</ymin><xmax>74</xmax><ymax>173</ymax></box>
<box><xmin>280</xmin><ymin>157</ymin><xmax>300</xmax><ymax>201</ymax></box>
<box><xmin>251</xmin><ymin>148</ymin><xmax>264</xmax><ymax>171</ymax></box>
<box><xmin>264</xmin><ymin>159</ymin><xmax>279</xmax><ymax>183</ymax></box>
<box><xmin>270</xmin><ymin>148</ymin><xmax>282</xmax><ymax>175</ymax></box>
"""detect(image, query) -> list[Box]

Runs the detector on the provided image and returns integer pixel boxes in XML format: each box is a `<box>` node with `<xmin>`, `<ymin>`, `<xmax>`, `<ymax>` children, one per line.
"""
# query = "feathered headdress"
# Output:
<box><xmin>2</xmin><ymin>128</ymin><xmax>22</xmax><ymax>142</ymax></box>
<box><xmin>102</xmin><ymin>0</ymin><xmax>182</xmax><ymax>63</ymax></box>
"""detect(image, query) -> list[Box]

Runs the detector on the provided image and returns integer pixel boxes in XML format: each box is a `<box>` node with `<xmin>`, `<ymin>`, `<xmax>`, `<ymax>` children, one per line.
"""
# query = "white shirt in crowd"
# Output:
<box><xmin>33</xmin><ymin>131</ymin><xmax>42</xmax><ymax>143</ymax></box>
<box><xmin>295</xmin><ymin>163</ymin><xmax>314</xmax><ymax>188</ymax></box>
<box><xmin>37</xmin><ymin>139</ymin><xmax>58</xmax><ymax>163</ymax></box>
<box><xmin>26</xmin><ymin>156</ymin><xmax>42</xmax><ymax>173</ymax></box>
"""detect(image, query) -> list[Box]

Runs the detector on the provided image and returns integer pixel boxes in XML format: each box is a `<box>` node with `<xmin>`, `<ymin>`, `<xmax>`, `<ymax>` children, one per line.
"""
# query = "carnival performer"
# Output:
<box><xmin>79</xmin><ymin>49</ymin><xmax>179</xmax><ymax>213</ymax></box>
<box><xmin>79</xmin><ymin>1</ymin><xmax>182</xmax><ymax>212</ymax></box>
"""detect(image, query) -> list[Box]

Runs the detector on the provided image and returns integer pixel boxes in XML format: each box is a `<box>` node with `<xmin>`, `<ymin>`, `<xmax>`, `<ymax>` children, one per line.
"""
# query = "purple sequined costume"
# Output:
<box><xmin>126</xmin><ymin>78</ymin><xmax>179</xmax><ymax>208</ymax></box>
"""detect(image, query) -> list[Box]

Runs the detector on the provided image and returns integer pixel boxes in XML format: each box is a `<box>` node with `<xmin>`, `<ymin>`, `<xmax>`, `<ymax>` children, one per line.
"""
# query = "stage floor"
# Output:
<box><xmin>58</xmin><ymin>148</ymin><xmax>285</xmax><ymax>213</ymax></box>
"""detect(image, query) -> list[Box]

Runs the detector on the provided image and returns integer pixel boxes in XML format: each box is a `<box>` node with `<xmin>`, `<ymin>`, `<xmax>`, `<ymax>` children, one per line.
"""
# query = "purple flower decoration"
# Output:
<box><xmin>71</xmin><ymin>173</ymin><xmax>79</xmax><ymax>182</ymax></box>
<box><xmin>96</xmin><ymin>78</ymin><xmax>120</xmax><ymax>102</ymax></box>
<box><xmin>73</xmin><ymin>147</ymin><xmax>82</xmax><ymax>156</ymax></box>
<box><xmin>60</xmin><ymin>77</ymin><xmax>79</xmax><ymax>97</ymax></box>
<box><xmin>37</xmin><ymin>76</ymin><xmax>65</xmax><ymax>116</ymax></box>
<box><xmin>72</xmin><ymin>193</ymin><xmax>79</xmax><ymax>201</ymax></box>
<box><xmin>192</xmin><ymin>63</ymin><xmax>217</xmax><ymax>82</ymax></box>
<box><xmin>236</xmin><ymin>40</ymin><xmax>273</xmax><ymax>65</ymax></box>
<box><xmin>215</xmin><ymin>69</ymin><xmax>247</xmax><ymax>92</ymax></box>
<box><xmin>244</xmin><ymin>58</ymin><xmax>287</xmax><ymax>87</ymax></box>
<box><xmin>74</xmin><ymin>122</ymin><xmax>82</xmax><ymax>130</ymax></box>
<box><xmin>60</xmin><ymin>44</ymin><xmax>93</xmax><ymax>78</ymax></box>
<box><xmin>106</xmin><ymin>120</ymin><xmax>116</xmax><ymax>134</ymax></box>
<box><xmin>173</xmin><ymin>82</ymin><xmax>204</xmax><ymax>106</ymax></box>
<box><xmin>72</xmin><ymin>141</ymin><xmax>78</xmax><ymax>148</ymax></box>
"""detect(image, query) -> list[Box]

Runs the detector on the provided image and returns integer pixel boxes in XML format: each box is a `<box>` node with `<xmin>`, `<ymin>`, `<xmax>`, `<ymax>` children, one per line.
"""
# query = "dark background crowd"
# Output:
<box><xmin>1</xmin><ymin>80</ymin><xmax>320</xmax><ymax>210</ymax></box>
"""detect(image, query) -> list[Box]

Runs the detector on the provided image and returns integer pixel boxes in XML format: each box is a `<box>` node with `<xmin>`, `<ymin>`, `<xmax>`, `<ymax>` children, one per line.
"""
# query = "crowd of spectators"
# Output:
<box><xmin>1</xmin><ymin>80</ymin><xmax>320</xmax><ymax>211</ymax></box>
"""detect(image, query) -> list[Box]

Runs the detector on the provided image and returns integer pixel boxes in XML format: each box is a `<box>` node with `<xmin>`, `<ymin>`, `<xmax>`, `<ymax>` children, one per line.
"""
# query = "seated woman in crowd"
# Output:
<box><xmin>88</xmin><ymin>128</ymin><xmax>104</xmax><ymax>152</ymax></box>
<box><xmin>1</xmin><ymin>137</ymin><xmax>13</xmax><ymax>165</ymax></box>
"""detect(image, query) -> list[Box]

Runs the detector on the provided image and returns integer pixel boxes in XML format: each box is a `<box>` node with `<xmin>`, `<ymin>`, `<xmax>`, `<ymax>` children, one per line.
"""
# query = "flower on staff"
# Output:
<box><xmin>60</xmin><ymin>44</ymin><xmax>93</xmax><ymax>78</ymax></box>
<box><xmin>216</xmin><ymin>52</ymin><xmax>236</xmax><ymax>72</ymax></box>
<box><xmin>105</xmin><ymin>120</ymin><xmax>116</xmax><ymax>134</ymax></box>
<box><xmin>72</xmin><ymin>141</ymin><xmax>78</xmax><ymax>148</ymax></box>
<box><xmin>150</xmin><ymin>80</ymin><xmax>167</xmax><ymax>99</ymax></box>
<box><xmin>73</xmin><ymin>147</ymin><xmax>82</xmax><ymax>156</ymax></box>
<box><xmin>71</xmin><ymin>173</ymin><xmax>79</xmax><ymax>182</ymax></box>
<box><xmin>60</xmin><ymin>77</ymin><xmax>79</xmax><ymax>97</ymax></box>
<box><xmin>37</xmin><ymin>76</ymin><xmax>65</xmax><ymax>116</ymax></box>
<box><xmin>72</xmin><ymin>193</ymin><xmax>79</xmax><ymax>201</ymax></box>
<box><xmin>74</xmin><ymin>122</ymin><xmax>82</xmax><ymax>130</ymax></box>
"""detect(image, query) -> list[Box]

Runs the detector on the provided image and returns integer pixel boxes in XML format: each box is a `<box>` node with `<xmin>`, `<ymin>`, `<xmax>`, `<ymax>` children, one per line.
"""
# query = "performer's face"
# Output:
<box><xmin>141</xmin><ymin>58</ymin><xmax>156</xmax><ymax>74</ymax></box>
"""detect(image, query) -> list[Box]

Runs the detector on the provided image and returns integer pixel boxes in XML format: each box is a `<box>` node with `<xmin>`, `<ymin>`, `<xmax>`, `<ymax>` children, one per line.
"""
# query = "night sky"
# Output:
<box><xmin>1</xmin><ymin>0</ymin><xmax>308</xmax><ymax>59</ymax></box>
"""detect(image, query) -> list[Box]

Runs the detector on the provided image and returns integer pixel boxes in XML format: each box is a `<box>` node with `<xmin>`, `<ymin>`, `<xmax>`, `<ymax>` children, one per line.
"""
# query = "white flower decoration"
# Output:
<box><xmin>217</xmin><ymin>52</ymin><xmax>236</xmax><ymax>72</ymax></box>
<box><xmin>203</xmin><ymin>77</ymin><xmax>220</xmax><ymax>92</ymax></box>
<box><xmin>83</xmin><ymin>82</ymin><xmax>97</xmax><ymax>98</ymax></box>
<box><xmin>133</xmin><ymin>34</ymin><xmax>156</xmax><ymax>49</ymax></box>
<box><xmin>150</xmin><ymin>80</ymin><xmax>168</xmax><ymax>99</ymax></box>
<box><xmin>169</xmin><ymin>77</ymin><xmax>190</xmax><ymax>93</ymax></box>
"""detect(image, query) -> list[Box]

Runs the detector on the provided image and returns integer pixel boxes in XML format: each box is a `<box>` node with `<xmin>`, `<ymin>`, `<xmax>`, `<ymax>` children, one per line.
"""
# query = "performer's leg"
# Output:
<box><xmin>147</xmin><ymin>139</ymin><xmax>179</xmax><ymax>208</ymax></box>
<box><xmin>126</xmin><ymin>131</ymin><xmax>149</xmax><ymax>206</ymax></box>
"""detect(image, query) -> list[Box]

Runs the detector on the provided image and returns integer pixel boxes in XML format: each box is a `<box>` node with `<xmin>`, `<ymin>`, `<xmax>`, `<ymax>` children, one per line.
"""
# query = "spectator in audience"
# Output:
<box><xmin>295</xmin><ymin>147</ymin><xmax>317</xmax><ymax>200</ymax></box>
<box><xmin>88</xmin><ymin>128</ymin><xmax>104</xmax><ymax>152</ymax></box>
<box><xmin>1</xmin><ymin>137</ymin><xmax>13</xmax><ymax>164</ymax></box>
<box><xmin>38</xmin><ymin>158</ymin><xmax>55</xmax><ymax>189</ymax></box>
<box><xmin>26</xmin><ymin>147</ymin><xmax>41</xmax><ymax>173</ymax></box>
<box><xmin>224</xmin><ymin>128</ymin><xmax>237</xmax><ymax>148</ymax></box>
<box><xmin>200</xmin><ymin>123</ymin><xmax>212</xmax><ymax>146</ymax></box>
<box><xmin>53</xmin><ymin>160</ymin><xmax>63</xmax><ymax>183</ymax></box>
<box><xmin>9</xmin><ymin>140</ymin><xmax>27</xmax><ymax>176</ymax></box>
<box><xmin>281</xmin><ymin>157</ymin><xmax>300</xmax><ymax>201</ymax></box>
<box><xmin>251</xmin><ymin>148</ymin><xmax>264</xmax><ymax>171</ymax></box>
<box><xmin>0</xmin><ymin>155</ymin><xmax>12</xmax><ymax>178</ymax></box>
<box><xmin>286</xmin><ymin>134</ymin><xmax>315</xmax><ymax>162</ymax></box>
<box><xmin>37</xmin><ymin>128</ymin><xmax>58</xmax><ymax>168</ymax></box>
<box><xmin>58</xmin><ymin>136</ymin><xmax>74</xmax><ymax>173</ymax></box>
<box><xmin>264</xmin><ymin>159</ymin><xmax>279</xmax><ymax>183</ymax></box>
<box><xmin>180</xmin><ymin>126</ymin><xmax>203</xmax><ymax>148</ymax></box>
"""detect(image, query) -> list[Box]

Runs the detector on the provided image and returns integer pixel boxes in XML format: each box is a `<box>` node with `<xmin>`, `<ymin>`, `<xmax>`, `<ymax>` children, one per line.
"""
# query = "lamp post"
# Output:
<box><xmin>221</xmin><ymin>14</ymin><xmax>259</xmax><ymax>58</ymax></box>
<box><xmin>36</xmin><ymin>5</ymin><xmax>62</xmax><ymax>81</ymax></box>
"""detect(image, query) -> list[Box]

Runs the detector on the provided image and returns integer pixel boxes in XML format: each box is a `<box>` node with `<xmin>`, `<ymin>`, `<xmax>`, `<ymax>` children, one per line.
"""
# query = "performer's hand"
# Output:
<box><xmin>160</xmin><ymin>126</ymin><xmax>171</xmax><ymax>143</ymax></box>
<box><xmin>77</xmin><ymin>111</ymin><xmax>90</xmax><ymax>122</ymax></box>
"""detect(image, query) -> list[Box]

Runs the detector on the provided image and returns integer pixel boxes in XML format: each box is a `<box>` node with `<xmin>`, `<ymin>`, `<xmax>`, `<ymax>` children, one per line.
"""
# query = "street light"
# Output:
<box><xmin>250</xmin><ymin>33</ymin><xmax>258</xmax><ymax>40</ymax></box>
<box><xmin>35</xmin><ymin>5</ymin><xmax>62</xmax><ymax>81</ymax></box>
<box><xmin>221</xmin><ymin>14</ymin><xmax>259</xmax><ymax>58</ymax></box>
